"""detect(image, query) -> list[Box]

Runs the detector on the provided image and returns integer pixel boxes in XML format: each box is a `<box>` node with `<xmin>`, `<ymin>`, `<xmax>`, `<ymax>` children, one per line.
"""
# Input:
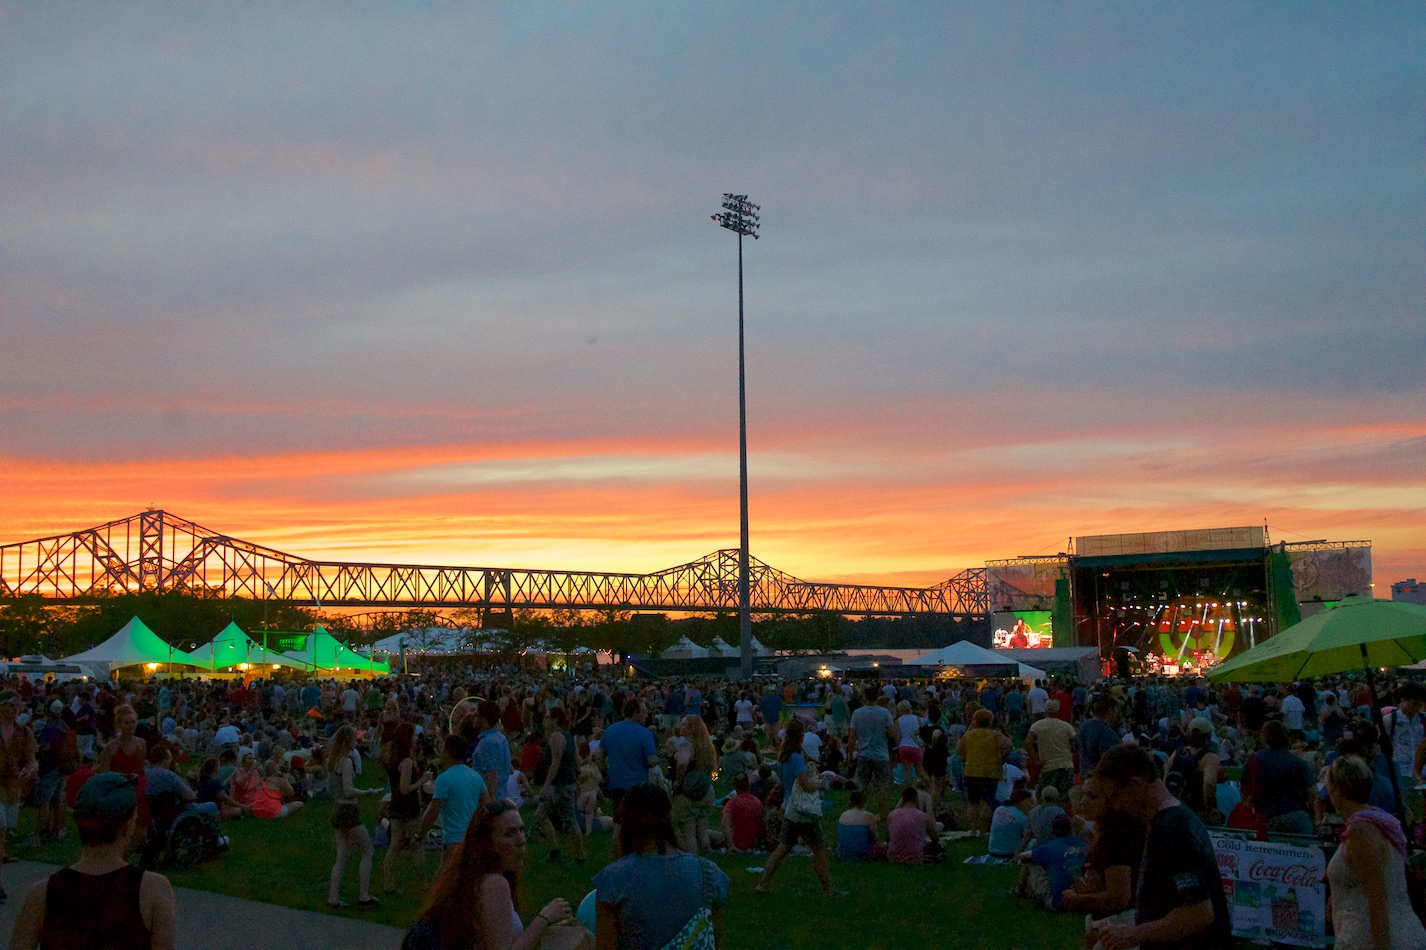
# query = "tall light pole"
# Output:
<box><xmin>711</xmin><ymin>193</ymin><xmax>760</xmax><ymax>679</ymax></box>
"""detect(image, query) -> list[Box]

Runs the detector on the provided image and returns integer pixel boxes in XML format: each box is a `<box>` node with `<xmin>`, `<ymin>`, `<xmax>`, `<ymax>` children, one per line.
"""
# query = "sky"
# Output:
<box><xmin>2</xmin><ymin>3</ymin><xmax>1423</xmax><ymax>589</ymax></box>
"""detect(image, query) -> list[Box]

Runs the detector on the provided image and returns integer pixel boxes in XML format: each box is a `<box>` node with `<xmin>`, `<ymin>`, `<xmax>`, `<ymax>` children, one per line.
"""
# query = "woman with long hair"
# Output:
<box><xmin>326</xmin><ymin>724</ymin><xmax>384</xmax><ymax>908</ymax></box>
<box><xmin>97</xmin><ymin>705</ymin><xmax>150</xmax><ymax>849</ymax></box>
<box><xmin>670</xmin><ymin>715</ymin><xmax>717</xmax><ymax>854</ymax></box>
<box><xmin>403</xmin><ymin>800</ymin><xmax>571</xmax><ymax>950</ymax></box>
<box><xmin>594</xmin><ymin>784</ymin><xmax>729</xmax><ymax>949</ymax></box>
<box><xmin>756</xmin><ymin>718</ymin><xmax>837</xmax><ymax>896</ymax></box>
<box><xmin>382</xmin><ymin>721</ymin><xmax>429</xmax><ymax>894</ymax></box>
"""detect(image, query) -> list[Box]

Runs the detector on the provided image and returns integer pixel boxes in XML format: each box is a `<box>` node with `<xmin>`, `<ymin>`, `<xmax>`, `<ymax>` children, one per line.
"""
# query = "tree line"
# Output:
<box><xmin>0</xmin><ymin>589</ymin><xmax>980</xmax><ymax>660</ymax></box>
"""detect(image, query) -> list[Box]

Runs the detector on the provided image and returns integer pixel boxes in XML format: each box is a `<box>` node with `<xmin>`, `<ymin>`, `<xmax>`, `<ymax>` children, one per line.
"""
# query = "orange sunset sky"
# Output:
<box><xmin>2</xmin><ymin>7</ymin><xmax>1423</xmax><ymax>588</ymax></box>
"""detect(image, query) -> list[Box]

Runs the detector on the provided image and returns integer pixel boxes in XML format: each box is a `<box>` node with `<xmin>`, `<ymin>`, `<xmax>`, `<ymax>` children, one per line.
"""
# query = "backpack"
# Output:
<box><xmin>54</xmin><ymin>728</ymin><xmax>80</xmax><ymax>775</ymax></box>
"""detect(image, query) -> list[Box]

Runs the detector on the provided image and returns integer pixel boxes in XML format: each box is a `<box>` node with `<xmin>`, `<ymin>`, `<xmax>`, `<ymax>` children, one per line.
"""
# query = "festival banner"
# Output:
<box><xmin>1211</xmin><ymin>833</ymin><xmax>1326</xmax><ymax>948</ymax></box>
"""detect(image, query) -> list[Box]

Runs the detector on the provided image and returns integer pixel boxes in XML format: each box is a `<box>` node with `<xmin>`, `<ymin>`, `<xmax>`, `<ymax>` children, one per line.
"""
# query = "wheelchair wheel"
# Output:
<box><xmin>167</xmin><ymin>815</ymin><xmax>209</xmax><ymax>868</ymax></box>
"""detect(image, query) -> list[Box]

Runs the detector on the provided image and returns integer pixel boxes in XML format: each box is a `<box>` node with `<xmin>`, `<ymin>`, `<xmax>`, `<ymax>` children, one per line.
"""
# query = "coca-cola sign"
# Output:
<box><xmin>1246</xmin><ymin>861</ymin><xmax>1320</xmax><ymax>889</ymax></box>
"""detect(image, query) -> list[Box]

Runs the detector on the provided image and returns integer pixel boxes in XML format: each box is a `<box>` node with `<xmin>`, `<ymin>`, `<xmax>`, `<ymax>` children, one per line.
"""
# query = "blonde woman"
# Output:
<box><xmin>325</xmin><ymin>725</ymin><xmax>383</xmax><ymax>909</ymax></box>
<box><xmin>670</xmin><ymin>715</ymin><xmax>717</xmax><ymax>854</ymax></box>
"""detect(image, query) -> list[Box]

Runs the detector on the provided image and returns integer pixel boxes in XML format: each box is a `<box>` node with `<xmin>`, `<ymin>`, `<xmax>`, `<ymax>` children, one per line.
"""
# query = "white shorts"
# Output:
<box><xmin>0</xmin><ymin>801</ymin><xmax>19</xmax><ymax>830</ymax></box>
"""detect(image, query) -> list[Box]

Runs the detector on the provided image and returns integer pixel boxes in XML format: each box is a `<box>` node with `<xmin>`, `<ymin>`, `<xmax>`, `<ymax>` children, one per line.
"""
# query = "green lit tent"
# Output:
<box><xmin>186</xmin><ymin>622</ymin><xmax>258</xmax><ymax>672</ymax></box>
<box><xmin>284</xmin><ymin>626</ymin><xmax>387</xmax><ymax>675</ymax></box>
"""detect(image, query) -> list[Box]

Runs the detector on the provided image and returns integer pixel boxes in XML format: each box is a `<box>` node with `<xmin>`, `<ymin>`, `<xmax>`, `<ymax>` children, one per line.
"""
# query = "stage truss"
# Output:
<box><xmin>0</xmin><ymin>511</ymin><xmax>988</xmax><ymax>620</ymax></box>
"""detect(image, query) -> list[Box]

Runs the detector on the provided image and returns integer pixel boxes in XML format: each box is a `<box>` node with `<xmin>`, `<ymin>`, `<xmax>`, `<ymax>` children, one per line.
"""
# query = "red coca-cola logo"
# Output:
<box><xmin>1247</xmin><ymin>860</ymin><xmax>1318</xmax><ymax>888</ymax></box>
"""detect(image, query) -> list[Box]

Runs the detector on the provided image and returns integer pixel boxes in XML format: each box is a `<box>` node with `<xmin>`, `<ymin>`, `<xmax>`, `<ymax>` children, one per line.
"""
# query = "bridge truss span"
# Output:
<box><xmin>0</xmin><ymin>511</ymin><xmax>989</xmax><ymax>619</ymax></box>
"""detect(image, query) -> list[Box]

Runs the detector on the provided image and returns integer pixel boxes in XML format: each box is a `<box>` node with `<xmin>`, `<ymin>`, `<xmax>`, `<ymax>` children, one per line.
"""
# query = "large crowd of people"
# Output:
<box><xmin>3</xmin><ymin>661</ymin><xmax>1426</xmax><ymax>947</ymax></box>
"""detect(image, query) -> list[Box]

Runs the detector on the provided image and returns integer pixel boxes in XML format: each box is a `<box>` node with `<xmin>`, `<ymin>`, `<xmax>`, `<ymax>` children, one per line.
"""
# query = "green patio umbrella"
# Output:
<box><xmin>1208</xmin><ymin>597</ymin><xmax>1426</xmax><ymax>818</ymax></box>
<box><xmin>1208</xmin><ymin>598</ymin><xmax>1426</xmax><ymax>684</ymax></box>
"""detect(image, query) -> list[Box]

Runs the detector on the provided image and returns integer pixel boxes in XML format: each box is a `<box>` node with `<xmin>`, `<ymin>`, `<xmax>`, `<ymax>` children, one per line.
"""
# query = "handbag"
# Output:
<box><xmin>658</xmin><ymin>856</ymin><xmax>718</xmax><ymax>950</ymax></box>
<box><xmin>785</xmin><ymin>772</ymin><xmax>823</xmax><ymax>824</ymax></box>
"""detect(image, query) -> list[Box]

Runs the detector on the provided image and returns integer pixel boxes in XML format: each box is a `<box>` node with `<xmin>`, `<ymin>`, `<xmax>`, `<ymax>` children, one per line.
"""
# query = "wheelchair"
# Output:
<box><xmin>141</xmin><ymin>792</ymin><xmax>228</xmax><ymax>869</ymax></box>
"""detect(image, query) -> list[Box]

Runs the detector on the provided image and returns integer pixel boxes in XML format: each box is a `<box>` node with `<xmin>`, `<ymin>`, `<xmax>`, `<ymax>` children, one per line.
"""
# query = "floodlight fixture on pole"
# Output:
<box><xmin>710</xmin><ymin>193</ymin><xmax>760</xmax><ymax>679</ymax></box>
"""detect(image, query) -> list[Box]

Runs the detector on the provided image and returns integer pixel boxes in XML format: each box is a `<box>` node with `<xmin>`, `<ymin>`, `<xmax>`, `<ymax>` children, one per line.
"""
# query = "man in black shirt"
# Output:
<box><xmin>1089</xmin><ymin>745</ymin><xmax>1231</xmax><ymax>950</ymax></box>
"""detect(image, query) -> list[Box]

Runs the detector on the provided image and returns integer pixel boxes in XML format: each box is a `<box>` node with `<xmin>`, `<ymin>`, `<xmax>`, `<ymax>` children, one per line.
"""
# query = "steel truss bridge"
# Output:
<box><xmin>0</xmin><ymin>511</ymin><xmax>989</xmax><ymax>620</ymax></box>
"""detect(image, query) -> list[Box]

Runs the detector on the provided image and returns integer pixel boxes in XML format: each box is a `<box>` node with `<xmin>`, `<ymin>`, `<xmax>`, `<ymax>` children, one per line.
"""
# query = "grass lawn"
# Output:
<box><xmin>12</xmin><ymin>764</ymin><xmax>1091</xmax><ymax>949</ymax></box>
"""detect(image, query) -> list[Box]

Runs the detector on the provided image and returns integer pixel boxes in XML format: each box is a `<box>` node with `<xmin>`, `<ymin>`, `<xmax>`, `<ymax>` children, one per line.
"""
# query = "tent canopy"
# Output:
<box><xmin>706</xmin><ymin>636</ymin><xmax>735</xmax><ymax>656</ymax></box>
<box><xmin>284</xmin><ymin>627</ymin><xmax>387</xmax><ymax>674</ymax></box>
<box><xmin>62</xmin><ymin>616</ymin><xmax>197</xmax><ymax>674</ymax></box>
<box><xmin>371</xmin><ymin>628</ymin><xmax>473</xmax><ymax>657</ymax></box>
<box><xmin>907</xmin><ymin>640</ymin><xmax>1015</xmax><ymax>668</ymax></box>
<box><xmin>661</xmin><ymin>636</ymin><xmax>709</xmax><ymax>660</ymax></box>
<box><xmin>187</xmin><ymin>622</ymin><xmax>258</xmax><ymax>671</ymax></box>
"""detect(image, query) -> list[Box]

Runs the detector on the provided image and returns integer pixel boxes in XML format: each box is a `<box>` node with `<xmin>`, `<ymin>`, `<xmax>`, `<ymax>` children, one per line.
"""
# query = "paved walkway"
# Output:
<box><xmin>0</xmin><ymin>861</ymin><xmax>405</xmax><ymax>950</ymax></box>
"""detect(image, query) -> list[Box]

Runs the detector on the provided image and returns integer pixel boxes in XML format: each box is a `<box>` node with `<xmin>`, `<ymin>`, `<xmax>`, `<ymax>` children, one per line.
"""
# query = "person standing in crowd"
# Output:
<box><xmin>758</xmin><ymin>686</ymin><xmax>783</xmax><ymax>748</ymax></box>
<box><xmin>1325</xmin><ymin>755</ymin><xmax>1426</xmax><ymax>950</ymax></box>
<box><xmin>382</xmin><ymin>722</ymin><xmax>429</xmax><ymax>894</ymax></box>
<box><xmin>9</xmin><ymin>773</ymin><xmax>177</xmax><ymax>950</ymax></box>
<box><xmin>97</xmin><ymin>704</ymin><xmax>148</xmax><ymax>853</ymax></box>
<box><xmin>423</xmin><ymin>734</ymin><xmax>489</xmax><ymax>856</ymax></box>
<box><xmin>1245</xmin><ymin>720</ymin><xmax>1315</xmax><ymax>835</ymax></box>
<box><xmin>1088</xmin><ymin>745</ymin><xmax>1230</xmax><ymax>950</ymax></box>
<box><xmin>32</xmin><ymin>699</ymin><xmax>76</xmax><ymax>847</ymax></box>
<box><xmin>1026</xmin><ymin>700</ymin><xmax>1077</xmax><ymax>795</ymax></box>
<box><xmin>326</xmin><ymin>724</ymin><xmax>384</xmax><ymax>909</ymax></box>
<box><xmin>471</xmin><ymin>701</ymin><xmax>512</xmax><ymax>799</ymax></box>
<box><xmin>0</xmin><ymin>692</ymin><xmax>37</xmax><ymax>900</ymax></box>
<box><xmin>534</xmin><ymin>707</ymin><xmax>586</xmax><ymax>864</ymax></box>
<box><xmin>849</xmin><ymin>686</ymin><xmax>896</xmax><ymax>814</ymax></box>
<box><xmin>403</xmin><ymin>801</ymin><xmax>574</xmax><ymax>950</ymax></box>
<box><xmin>958</xmin><ymin>709</ymin><xmax>1011</xmax><ymax>834</ymax></box>
<box><xmin>756</xmin><ymin>718</ymin><xmax>838</xmax><ymax>896</ymax></box>
<box><xmin>595</xmin><ymin>784</ymin><xmax>729</xmax><ymax>949</ymax></box>
<box><xmin>1077</xmin><ymin>697</ymin><xmax>1120</xmax><ymax>777</ymax></box>
<box><xmin>670</xmin><ymin>714</ymin><xmax>716</xmax><ymax>855</ymax></box>
<box><xmin>1385</xmin><ymin>682</ymin><xmax>1426</xmax><ymax>816</ymax></box>
<box><xmin>1165</xmin><ymin>718</ymin><xmax>1222</xmax><ymax>824</ymax></box>
<box><xmin>601</xmin><ymin>701</ymin><xmax>657</xmax><ymax>854</ymax></box>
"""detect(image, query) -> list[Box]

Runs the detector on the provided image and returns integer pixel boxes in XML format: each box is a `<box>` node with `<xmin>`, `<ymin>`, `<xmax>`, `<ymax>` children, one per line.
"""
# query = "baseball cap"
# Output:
<box><xmin>49</xmin><ymin>700</ymin><xmax>64</xmax><ymax>713</ymax></box>
<box><xmin>73</xmin><ymin>773</ymin><xmax>138</xmax><ymax>823</ymax></box>
<box><xmin>1188</xmin><ymin>717</ymin><xmax>1213</xmax><ymax>735</ymax></box>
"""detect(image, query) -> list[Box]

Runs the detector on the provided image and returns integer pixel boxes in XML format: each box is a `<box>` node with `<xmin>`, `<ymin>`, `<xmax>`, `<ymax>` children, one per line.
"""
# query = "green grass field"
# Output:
<box><xmin>12</xmin><ymin>765</ymin><xmax>1090</xmax><ymax>950</ymax></box>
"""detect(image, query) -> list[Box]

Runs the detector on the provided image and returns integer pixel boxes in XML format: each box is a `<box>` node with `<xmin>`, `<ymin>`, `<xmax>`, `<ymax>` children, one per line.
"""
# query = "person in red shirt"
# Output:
<box><xmin>721</xmin><ymin>773</ymin><xmax>764</xmax><ymax>852</ymax></box>
<box><xmin>64</xmin><ymin>756</ymin><xmax>97</xmax><ymax>810</ymax></box>
<box><xmin>1050</xmin><ymin>685</ymin><xmax>1075</xmax><ymax>723</ymax></box>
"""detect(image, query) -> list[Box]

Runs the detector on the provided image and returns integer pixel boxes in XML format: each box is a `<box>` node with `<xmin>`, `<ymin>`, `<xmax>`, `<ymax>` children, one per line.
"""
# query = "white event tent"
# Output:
<box><xmin>62</xmin><ymin>616</ymin><xmax>197</xmax><ymax>675</ymax></box>
<box><xmin>661</xmin><ymin>636</ymin><xmax>709</xmax><ymax>660</ymax></box>
<box><xmin>706</xmin><ymin>636</ymin><xmax>736</xmax><ymax>657</ymax></box>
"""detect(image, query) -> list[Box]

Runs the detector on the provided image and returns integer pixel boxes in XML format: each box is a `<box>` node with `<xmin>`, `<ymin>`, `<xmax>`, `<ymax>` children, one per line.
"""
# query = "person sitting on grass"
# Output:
<box><xmin>10</xmin><ymin>773</ymin><xmax>177</xmax><ymax>950</ymax></box>
<box><xmin>887</xmin><ymin>785</ymin><xmax>939</xmax><ymax>866</ymax></box>
<box><xmin>595</xmin><ymin>784</ymin><xmax>730</xmax><ymax>948</ymax></box>
<box><xmin>1022</xmin><ymin>785</ymin><xmax>1066</xmax><ymax>850</ymax></box>
<box><xmin>1017</xmin><ymin>813</ymin><xmax>1089</xmax><ymax>910</ymax></box>
<box><xmin>988</xmin><ymin>788</ymin><xmax>1033</xmax><ymax>858</ymax></box>
<box><xmin>194</xmin><ymin>757</ymin><xmax>247</xmax><ymax>820</ymax></box>
<box><xmin>837</xmin><ymin>788</ymin><xmax>885</xmax><ymax>861</ymax></box>
<box><xmin>249</xmin><ymin>758</ymin><xmax>304</xmax><ymax>820</ymax></box>
<box><xmin>1061</xmin><ymin>774</ymin><xmax>1141</xmax><ymax>922</ymax></box>
<box><xmin>722</xmin><ymin>772</ymin><xmax>765</xmax><ymax>853</ymax></box>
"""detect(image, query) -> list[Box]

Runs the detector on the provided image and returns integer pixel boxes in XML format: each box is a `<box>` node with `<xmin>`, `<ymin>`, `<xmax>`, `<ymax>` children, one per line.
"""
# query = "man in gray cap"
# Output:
<box><xmin>8</xmin><ymin>772</ymin><xmax>177</xmax><ymax>949</ymax></box>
